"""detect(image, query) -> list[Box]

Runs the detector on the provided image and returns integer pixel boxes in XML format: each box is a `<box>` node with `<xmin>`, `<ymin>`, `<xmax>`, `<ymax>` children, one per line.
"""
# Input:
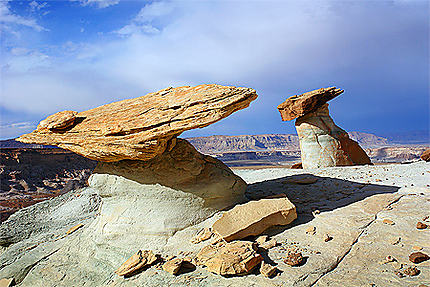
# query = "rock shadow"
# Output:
<box><xmin>244</xmin><ymin>173</ymin><xmax>400</xmax><ymax>234</ymax></box>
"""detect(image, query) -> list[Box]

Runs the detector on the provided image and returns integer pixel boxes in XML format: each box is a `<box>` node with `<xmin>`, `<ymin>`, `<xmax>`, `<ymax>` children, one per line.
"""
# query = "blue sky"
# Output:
<box><xmin>0</xmin><ymin>0</ymin><xmax>428</xmax><ymax>140</ymax></box>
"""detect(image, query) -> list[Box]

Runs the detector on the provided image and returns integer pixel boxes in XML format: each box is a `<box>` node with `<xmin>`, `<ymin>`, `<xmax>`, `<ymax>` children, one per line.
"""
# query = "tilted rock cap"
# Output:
<box><xmin>17</xmin><ymin>84</ymin><xmax>258</xmax><ymax>162</ymax></box>
<box><xmin>277</xmin><ymin>87</ymin><xmax>343</xmax><ymax>121</ymax></box>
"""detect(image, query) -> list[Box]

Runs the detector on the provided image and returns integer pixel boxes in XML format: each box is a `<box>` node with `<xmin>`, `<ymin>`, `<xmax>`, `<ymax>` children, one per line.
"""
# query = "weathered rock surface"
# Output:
<box><xmin>162</xmin><ymin>258</ymin><xmax>194</xmax><ymax>275</ymax></box>
<box><xmin>277</xmin><ymin>87</ymin><xmax>343</xmax><ymax>121</ymax></box>
<box><xmin>295</xmin><ymin>104</ymin><xmax>371</xmax><ymax>168</ymax></box>
<box><xmin>17</xmin><ymin>84</ymin><xmax>258</xmax><ymax>162</ymax></box>
<box><xmin>37</xmin><ymin>110</ymin><xmax>77</xmax><ymax>130</ymax></box>
<box><xmin>2</xmin><ymin>162</ymin><xmax>429</xmax><ymax>286</ymax></box>
<box><xmin>260</xmin><ymin>261</ymin><xmax>277</xmax><ymax>277</ymax></box>
<box><xmin>195</xmin><ymin>241</ymin><xmax>263</xmax><ymax>276</ymax></box>
<box><xmin>421</xmin><ymin>148</ymin><xmax>430</xmax><ymax>161</ymax></box>
<box><xmin>115</xmin><ymin>250</ymin><xmax>157</xmax><ymax>276</ymax></box>
<box><xmin>212</xmin><ymin>196</ymin><xmax>297</xmax><ymax>242</ymax></box>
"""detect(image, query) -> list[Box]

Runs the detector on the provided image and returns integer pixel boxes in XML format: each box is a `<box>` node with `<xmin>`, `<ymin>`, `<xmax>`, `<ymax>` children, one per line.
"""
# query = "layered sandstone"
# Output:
<box><xmin>212</xmin><ymin>196</ymin><xmax>297</xmax><ymax>242</ymax></box>
<box><xmin>278</xmin><ymin>87</ymin><xmax>371</xmax><ymax>169</ymax></box>
<box><xmin>296</xmin><ymin>104</ymin><xmax>371</xmax><ymax>168</ymax></box>
<box><xmin>17</xmin><ymin>84</ymin><xmax>258</xmax><ymax>162</ymax></box>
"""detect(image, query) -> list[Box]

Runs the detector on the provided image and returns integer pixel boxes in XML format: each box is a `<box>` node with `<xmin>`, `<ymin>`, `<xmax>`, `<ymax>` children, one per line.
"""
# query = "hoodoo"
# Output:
<box><xmin>10</xmin><ymin>84</ymin><xmax>258</xmax><ymax>282</ymax></box>
<box><xmin>278</xmin><ymin>87</ymin><xmax>371</xmax><ymax>169</ymax></box>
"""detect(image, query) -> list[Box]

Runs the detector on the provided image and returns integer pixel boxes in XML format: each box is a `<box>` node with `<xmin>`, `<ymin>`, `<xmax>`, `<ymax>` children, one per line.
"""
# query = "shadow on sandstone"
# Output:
<box><xmin>243</xmin><ymin>173</ymin><xmax>400</xmax><ymax>236</ymax></box>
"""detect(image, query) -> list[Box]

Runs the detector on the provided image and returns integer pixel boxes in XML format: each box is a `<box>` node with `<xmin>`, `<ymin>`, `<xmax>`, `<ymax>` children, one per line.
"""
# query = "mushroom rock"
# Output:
<box><xmin>278</xmin><ymin>87</ymin><xmax>371</xmax><ymax>169</ymax></box>
<box><xmin>12</xmin><ymin>84</ymin><xmax>255</xmax><ymax>257</ymax></box>
<box><xmin>17</xmin><ymin>84</ymin><xmax>258</xmax><ymax>162</ymax></box>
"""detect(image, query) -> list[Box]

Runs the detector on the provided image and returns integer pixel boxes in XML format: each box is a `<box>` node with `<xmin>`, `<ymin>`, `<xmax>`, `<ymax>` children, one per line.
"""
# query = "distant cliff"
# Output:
<box><xmin>186</xmin><ymin>132</ymin><xmax>388</xmax><ymax>154</ymax></box>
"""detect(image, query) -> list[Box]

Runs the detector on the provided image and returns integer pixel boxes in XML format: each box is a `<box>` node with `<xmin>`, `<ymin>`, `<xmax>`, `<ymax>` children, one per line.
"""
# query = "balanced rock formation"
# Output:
<box><xmin>6</xmin><ymin>84</ymin><xmax>256</xmax><ymax>282</ymax></box>
<box><xmin>277</xmin><ymin>87</ymin><xmax>371</xmax><ymax>169</ymax></box>
<box><xmin>17</xmin><ymin>84</ymin><xmax>257</xmax><ymax>162</ymax></box>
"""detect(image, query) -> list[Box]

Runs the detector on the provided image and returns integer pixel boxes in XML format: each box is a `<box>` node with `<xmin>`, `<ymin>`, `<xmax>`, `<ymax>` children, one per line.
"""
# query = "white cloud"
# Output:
<box><xmin>29</xmin><ymin>1</ymin><xmax>48</xmax><ymax>12</ymax></box>
<box><xmin>0</xmin><ymin>122</ymin><xmax>36</xmax><ymax>139</ymax></box>
<box><xmin>0</xmin><ymin>0</ymin><xmax>46</xmax><ymax>32</ymax></box>
<box><xmin>1</xmin><ymin>0</ymin><xmax>428</xmax><ymax>138</ymax></box>
<box><xmin>77</xmin><ymin>0</ymin><xmax>120</xmax><ymax>9</ymax></box>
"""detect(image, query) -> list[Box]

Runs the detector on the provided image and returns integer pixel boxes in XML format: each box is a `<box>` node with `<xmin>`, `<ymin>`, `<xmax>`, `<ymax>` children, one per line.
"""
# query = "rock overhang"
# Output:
<box><xmin>17</xmin><ymin>84</ymin><xmax>258</xmax><ymax>162</ymax></box>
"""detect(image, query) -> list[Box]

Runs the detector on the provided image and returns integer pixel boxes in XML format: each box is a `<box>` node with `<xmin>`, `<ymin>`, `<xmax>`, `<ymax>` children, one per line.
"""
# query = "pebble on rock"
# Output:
<box><xmin>409</xmin><ymin>252</ymin><xmax>430</xmax><ymax>264</ymax></box>
<box><xmin>284</xmin><ymin>252</ymin><xmax>305</xmax><ymax>266</ymax></box>
<box><xmin>382</xmin><ymin>219</ymin><xmax>394</xmax><ymax>225</ymax></box>
<box><xmin>416</xmin><ymin>222</ymin><xmax>428</xmax><ymax>229</ymax></box>
<box><xmin>403</xmin><ymin>266</ymin><xmax>420</xmax><ymax>276</ymax></box>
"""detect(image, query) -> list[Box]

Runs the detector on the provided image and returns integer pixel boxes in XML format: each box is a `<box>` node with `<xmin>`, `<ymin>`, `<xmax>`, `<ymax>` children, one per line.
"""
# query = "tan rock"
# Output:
<box><xmin>255</xmin><ymin>235</ymin><xmax>268</xmax><ymax>245</ymax></box>
<box><xmin>260</xmin><ymin>239</ymin><xmax>278</xmax><ymax>250</ymax></box>
<box><xmin>115</xmin><ymin>250</ymin><xmax>157</xmax><ymax>276</ymax></box>
<box><xmin>306</xmin><ymin>226</ymin><xmax>316</xmax><ymax>235</ymax></box>
<box><xmin>382</xmin><ymin>219</ymin><xmax>395</xmax><ymax>225</ymax></box>
<box><xmin>284</xmin><ymin>251</ymin><xmax>305</xmax><ymax>266</ymax></box>
<box><xmin>290</xmin><ymin>162</ymin><xmax>303</xmax><ymax>169</ymax></box>
<box><xmin>18</xmin><ymin>84</ymin><xmax>258</xmax><ymax>162</ymax></box>
<box><xmin>0</xmin><ymin>278</ymin><xmax>14</xmax><ymax>287</ymax></box>
<box><xmin>191</xmin><ymin>228</ymin><xmax>213</xmax><ymax>244</ymax></box>
<box><xmin>212</xmin><ymin>196</ymin><xmax>297</xmax><ymax>242</ymax></box>
<box><xmin>195</xmin><ymin>241</ymin><xmax>263</xmax><ymax>276</ymax></box>
<box><xmin>37</xmin><ymin>110</ymin><xmax>77</xmax><ymax>130</ymax></box>
<box><xmin>66</xmin><ymin>223</ymin><xmax>84</xmax><ymax>235</ymax></box>
<box><xmin>421</xmin><ymin>148</ymin><xmax>430</xmax><ymax>162</ymax></box>
<box><xmin>162</xmin><ymin>258</ymin><xmax>182</xmax><ymax>275</ymax></box>
<box><xmin>277</xmin><ymin>87</ymin><xmax>343</xmax><ymax>121</ymax></box>
<box><xmin>260</xmin><ymin>261</ymin><xmax>277</xmax><ymax>278</ymax></box>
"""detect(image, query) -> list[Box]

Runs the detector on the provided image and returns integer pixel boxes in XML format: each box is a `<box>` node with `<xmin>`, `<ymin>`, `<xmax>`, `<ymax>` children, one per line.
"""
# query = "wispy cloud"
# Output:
<box><xmin>0</xmin><ymin>0</ymin><xmax>46</xmax><ymax>32</ymax></box>
<box><xmin>75</xmin><ymin>0</ymin><xmax>120</xmax><ymax>9</ymax></box>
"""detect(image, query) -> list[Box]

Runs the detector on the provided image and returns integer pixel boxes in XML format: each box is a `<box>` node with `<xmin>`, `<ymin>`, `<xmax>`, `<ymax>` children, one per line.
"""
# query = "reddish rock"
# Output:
<box><xmin>409</xmin><ymin>252</ymin><xmax>430</xmax><ymax>264</ymax></box>
<box><xmin>416</xmin><ymin>222</ymin><xmax>428</xmax><ymax>229</ymax></box>
<box><xmin>37</xmin><ymin>110</ymin><xmax>77</xmax><ymax>130</ymax></box>
<box><xmin>277</xmin><ymin>87</ymin><xmax>343</xmax><ymax>121</ymax></box>
<box><xmin>291</xmin><ymin>162</ymin><xmax>302</xmax><ymax>169</ymax></box>
<box><xmin>284</xmin><ymin>252</ymin><xmax>305</xmax><ymax>266</ymax></box>
<box><xmin>403</xmin><ymin>266</ymin><xmax>420</xmax><ymax>276</ymax></box>
<box><xmin>421</xmin><ymin>149</ymin><xmax>430</xmax><ymax>162</ymax></box>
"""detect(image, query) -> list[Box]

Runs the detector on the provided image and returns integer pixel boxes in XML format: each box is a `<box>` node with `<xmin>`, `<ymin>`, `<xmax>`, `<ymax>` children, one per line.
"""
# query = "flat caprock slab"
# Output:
<box><xmin>277</xmin><ymin>87</ymin><xmax>343</xmax><ymax>121</ymax></box>
<box><xmin>17</xmin><ymin>84</ymin><xmax>258</xmax><ymax>162</ymax></box>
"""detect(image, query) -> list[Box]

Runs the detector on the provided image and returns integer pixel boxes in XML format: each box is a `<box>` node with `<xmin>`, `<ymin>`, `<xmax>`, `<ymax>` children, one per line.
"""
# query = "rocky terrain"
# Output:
<box><xmin>0</xmin><ymin>161</ymin><xmax>428</xmax><ymax>286</ymax></box>
<box><xmin>0</xmin><ymin>148</ymin><xmax>95</xmax><ymax>222</ymax></box>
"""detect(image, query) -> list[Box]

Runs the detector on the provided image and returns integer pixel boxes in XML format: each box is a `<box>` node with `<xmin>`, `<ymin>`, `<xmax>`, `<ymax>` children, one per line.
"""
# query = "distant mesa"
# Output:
<box><xmin>278</xmin><ymin>87</ymin><xmax>372</xmax><ymax>169</ymax></box>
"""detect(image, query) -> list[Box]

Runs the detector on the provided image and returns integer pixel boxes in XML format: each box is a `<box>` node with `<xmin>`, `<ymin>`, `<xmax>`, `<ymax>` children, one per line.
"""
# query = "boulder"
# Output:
<box><xmin>195</xmin><ymin>241</ymin><xmax>263</xmax><ymax>276</ymax></box>
<box><xmin>212</xmin><ymin>196</ymin><xmax>297</xmax><ymax>242</ymax></box>
<box><xmin>421</xmin><ymin>148</ymin><xmax>430</xmax><ymax>162</ymax></box>
<box><xmin>17</xmin><ymin>84</ymin><xmax>257</xmax><ymax>162</ymax></box>
<box><xmin>277</xmin><ymin>87</ymin><xmax>343</xmax><ymax>121</ymax></box>
<box><xmin>295</xmin><ymin>104</ymin><xmax>371</xmax><ymax>168</ymax></box>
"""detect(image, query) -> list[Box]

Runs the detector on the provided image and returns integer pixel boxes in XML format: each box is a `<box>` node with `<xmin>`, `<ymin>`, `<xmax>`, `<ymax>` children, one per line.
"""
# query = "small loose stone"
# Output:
<box><xmin>382</xmin><ymin>219</ymin><xmax>394</xmax><ymax>225</ymax></box>
<box><xmin>412</xmin><ymin>246</ymin><xmax>423</xmax><ymax>251</ymax></box>
<box><xmin>409</xmin><ymin>252</ymin><xmax>430</xmax><ymax>264</ymax></box>
<box><xmin>284</xmin><ymin>252</ymin><xmax>305</xmax><ymax>266</ymax></box>
<box><xmin>416</xmin><ymin>222</ymin><xmax>428</xmax><ymax>229</ymax></box>
<box><xmin>323</xmin><ymin>234</ymin><xmax>333</xmax><ymax>242</ymax></box>
<box><xmin>306</xmin><ymin>226</ymin><xmax>316</xmax><ymax>235</ymax></box>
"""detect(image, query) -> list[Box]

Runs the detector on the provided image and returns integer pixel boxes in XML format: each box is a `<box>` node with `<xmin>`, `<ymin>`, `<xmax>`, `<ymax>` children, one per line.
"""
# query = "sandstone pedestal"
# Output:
<box><xmin>296</xmin><ymin>104</ymin><xmax>371</xmax><ymax>168</ymax></box>
<box><xmin>87</xmin><ymin>138</ymin><xmax>246</xmax><ymax>254</ymax></box>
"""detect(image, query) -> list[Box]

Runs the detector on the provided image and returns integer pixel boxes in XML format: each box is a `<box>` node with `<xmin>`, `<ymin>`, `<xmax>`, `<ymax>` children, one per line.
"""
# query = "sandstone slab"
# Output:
<box><xmin>18</xmin><ymin>84</ymin><xmax>257</xmax><ymax>162</ymax></box>
<box><xmin>277</xmin><ymin>87</ymin><xmax>343</xmax><ymax>121</ymax></box>
<box><xmin>421</xmin><ymin>149</ymin><xmax>430</xmax><ymax>162</ymax></box>
<box><xmin>195</xmin><ymin>241</ymin><xmax>263</xmax><ymax>276</ymax></box>
<box><xmin>212</xmin><ymin>196</ymin><xmax>297</xmax><ymax>242</ymax></box>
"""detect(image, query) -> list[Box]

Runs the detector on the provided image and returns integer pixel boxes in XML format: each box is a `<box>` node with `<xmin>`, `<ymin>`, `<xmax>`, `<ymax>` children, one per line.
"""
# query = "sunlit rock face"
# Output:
<box><xmin>295</xmin><ymin>104</ymin><xmax>371</xmax><ymax>168</ymax></box>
